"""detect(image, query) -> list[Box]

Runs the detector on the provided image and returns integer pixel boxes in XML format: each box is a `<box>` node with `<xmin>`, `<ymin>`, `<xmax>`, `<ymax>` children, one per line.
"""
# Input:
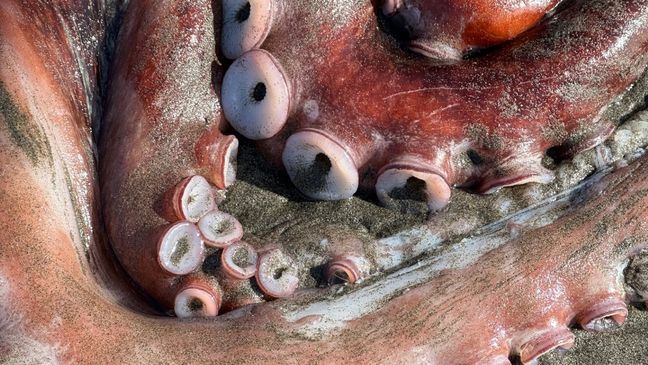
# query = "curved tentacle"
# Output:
<box><xmin>223</xmin><ymin>0</ymin><xmax>648</xmax><ymax>211</ymax></box>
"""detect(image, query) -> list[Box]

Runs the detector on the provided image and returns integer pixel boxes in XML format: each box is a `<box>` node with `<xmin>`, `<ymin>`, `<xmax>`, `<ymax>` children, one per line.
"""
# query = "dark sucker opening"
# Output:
<box><xmin>252</xmin><ymin>82</ymin><xmax>266</xmax><ymax>102</ymax></box>
<box><xmin>236</xmin><ymin>2</ymin><xmax>251</xmax><ymax>23</ymax></box>
<box><xmin>273</xmin><ymin>267</ymin><xmax>286</xmax><ymax>280</ymax></box>
<box><xmin>387</xmin><ymin>176</ymin><xmax>429</xmax><ymax>215</ymax></box>
<box><xmin>292</xmin><ymin>153</ymin><xmax>332</xmax><ymax>196</ymax></box>
<box><xmin>188</xmin><ymin>298</ymin><xmax>204</xmax><ymax>312</ymax></box>
<box><xmin>467</xmin><ymin>149</ymin><xmax>485</xmax><ymax>166</ymax></box>
<box><xmin>329</xmin><ymin>270</ymin><xmax>350</xmax><ymax>285</ymax></box>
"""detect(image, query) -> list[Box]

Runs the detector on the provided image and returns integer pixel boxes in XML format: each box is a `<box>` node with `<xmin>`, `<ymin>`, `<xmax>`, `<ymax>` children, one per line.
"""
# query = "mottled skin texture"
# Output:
<box><xmin>0</xmin><ymin>0</ymin><xmax>138</xmax><ymax>304</ymax></box>
<box><xmin>1</xmin><ymin>0</ymin><xmax>648</xmax><ymax>364</ymax></box>
<box><xmin>251</xmin><ymin>0</ymin><xmax>648</xmax><ymax>199</ymax></box>
<box><xmin>100</xmin><ymin>0</ymin><xmax>226</xmax><ymax>310</ymax></box>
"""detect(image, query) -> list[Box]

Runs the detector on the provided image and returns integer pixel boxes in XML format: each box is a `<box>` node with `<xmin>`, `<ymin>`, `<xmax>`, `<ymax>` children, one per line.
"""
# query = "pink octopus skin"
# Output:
<box><xmin>223</xmin><ymin>0</ymin><xmax>648</xmax><ymax>211</ymax></box>
<box><xmin>375</xmin><ymin>0</ymin><xmax>562</xmax><ymax>60</ymax></box>
<box><xmin>0</xmin><ymin>0</ymin><xmax>131</xmax><ymax>301</ymax></box>
<box><xmin>2</xmin><ymin>0</ymin><xmax>648</xmax><ymax>364</ymax></box>
<box><xmin>99</xmin><ymin>0</ymin><xmax>239</xmax><ymax>313</ymax></box>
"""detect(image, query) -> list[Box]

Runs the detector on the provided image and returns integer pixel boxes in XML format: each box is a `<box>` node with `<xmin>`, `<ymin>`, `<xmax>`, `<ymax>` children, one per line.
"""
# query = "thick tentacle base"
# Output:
<box><xmin>221</xmin><ymin>0</ymin><xmax>648</xmax><ymax>213</ymax></box>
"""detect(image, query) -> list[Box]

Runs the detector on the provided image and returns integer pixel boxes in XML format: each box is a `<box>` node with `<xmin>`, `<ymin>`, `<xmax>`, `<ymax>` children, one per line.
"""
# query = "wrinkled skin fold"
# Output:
<box><xmin>1</xmin><ymin>0</ymin><xmax>648</xmax><ymax>364</ymax></box>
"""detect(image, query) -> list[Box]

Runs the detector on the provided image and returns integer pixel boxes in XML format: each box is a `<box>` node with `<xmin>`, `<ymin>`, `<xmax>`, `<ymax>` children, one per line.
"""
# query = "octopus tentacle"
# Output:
<box><xmin>222</xmin><ymin>0</ymin><xmax>648</xmax><ymax>210</ymax></box>
<box><xmin>103</xmin><ymin>0</ymin><xmax>648</xmax><ymax>316</ymax></box>
<box><xmin>100</xmin><ymin>0</ymin><xmax>239</xmax><ymax>315</ymax></box>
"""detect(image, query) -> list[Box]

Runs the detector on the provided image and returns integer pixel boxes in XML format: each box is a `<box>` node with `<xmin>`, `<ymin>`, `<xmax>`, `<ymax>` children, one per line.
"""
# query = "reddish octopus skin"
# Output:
<box><xmin>99</xmin><ymin>0</ymin><xmax>231</xmax><ymax>312</ymax></box>
<box><xmin>376</xmin><ymin>0</ymin><xmax>562</xmax><ymax>60</ymax></box>
<box><xmin>0</xmin><ymin>0</ymin><xmax>141</xmax><ymax>306</ymax></box>
<box><xmin>2</xmin><ymin>1</ymin><xmax>648</xmax><ymax>364</ymax></box>
<box><xmin>228</xmin><ymin>0</ymin><xmax>648</xmax><ymax>210</ymax></box>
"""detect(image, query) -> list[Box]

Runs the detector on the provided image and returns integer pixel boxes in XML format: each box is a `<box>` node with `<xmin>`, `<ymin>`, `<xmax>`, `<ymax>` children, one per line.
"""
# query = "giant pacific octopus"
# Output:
<box><xmin>2</xmin><ymin>0</ymin><xmax>648</xmax><ymax>364</ymax></box>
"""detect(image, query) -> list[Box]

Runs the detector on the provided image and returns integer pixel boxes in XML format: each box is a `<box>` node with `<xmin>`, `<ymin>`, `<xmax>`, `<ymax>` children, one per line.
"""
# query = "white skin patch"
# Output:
<box><xmin>0</xmin><ymin>273</ymin><xmax>64</xmax><ymax>364</ymax></box>
<box><xmin>303</xmin><ymin>100</ymin><xmax>320</xmax><ymax>123</ymax></box>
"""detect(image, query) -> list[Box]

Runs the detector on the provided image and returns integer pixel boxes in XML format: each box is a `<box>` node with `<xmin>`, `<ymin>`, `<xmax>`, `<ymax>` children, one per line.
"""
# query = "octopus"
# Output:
<box><xmin>1</xmin><ymin>0</ymin><xmax>648</xmax><ymax>364</ymax></box>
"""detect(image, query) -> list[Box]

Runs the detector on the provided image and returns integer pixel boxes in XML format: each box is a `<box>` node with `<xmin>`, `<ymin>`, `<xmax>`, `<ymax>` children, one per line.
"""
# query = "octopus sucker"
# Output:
<box><xmin>322</xmin><ymin>235</ymin><xmax>371</xmax><ymax>285</ymax></box>
<box><xmin>255</xmin><ymin>247</ymin><xmax>300</xmax><ymax>299</ymax></box>
<box><xmin>515</xmin><ymin>327</ymin><xmax>575</xmax><ymax>364</ymax></box>
<box><xmin>221</xmin><ymin>0</ymin><xmax>275</xmax><ymax>60</ymax></box>
<box><xmin>282</xmin><ymin>128</ymin><xmax>362</xmax><ymax>200</ymax></box>
<box><xmin>194</xmin><ymin>127</ymin><xmax>240</xmax><ymax>189</ymax></box>
<box><xmin>220</xmin><ymin>241</ymin><xmax>258</xmax><ymax>280</ymax></box>
<box><xmin>375</xmin><ymin>162</ymin><xmax>452</xmax><ymax>212</ymax></box>
<box><xmin>156</xmin><ymin>221</ymin><xmax>205</xmax><ymax>276</ymax></box>
<box><xmin>160</xmin><ymin>175</ymin><xmax>215</xmax><ymax>223</ymax></box>
<box><xmin>173</xmin><ymin>275</ymin><xmax>223</xmax><ymax>318</ymax></box>
<box><xmin>2</xmin><ymin>0</ymin><xmax>648</xmax><ymax>364</ymax></box>
<box><xmin>221</xmin><ymin>49</ymin><xmax>291</xmax><ymax>140</ymax></box>
<box><xmin>198</xmin><ymin>210</ymin><xmax>244</xmax><ymax>248</ymax></box>
<box><xmin>576</xmin><ymin>297</ymin><xmax>628</xmax><ymax>331</ymax></box>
